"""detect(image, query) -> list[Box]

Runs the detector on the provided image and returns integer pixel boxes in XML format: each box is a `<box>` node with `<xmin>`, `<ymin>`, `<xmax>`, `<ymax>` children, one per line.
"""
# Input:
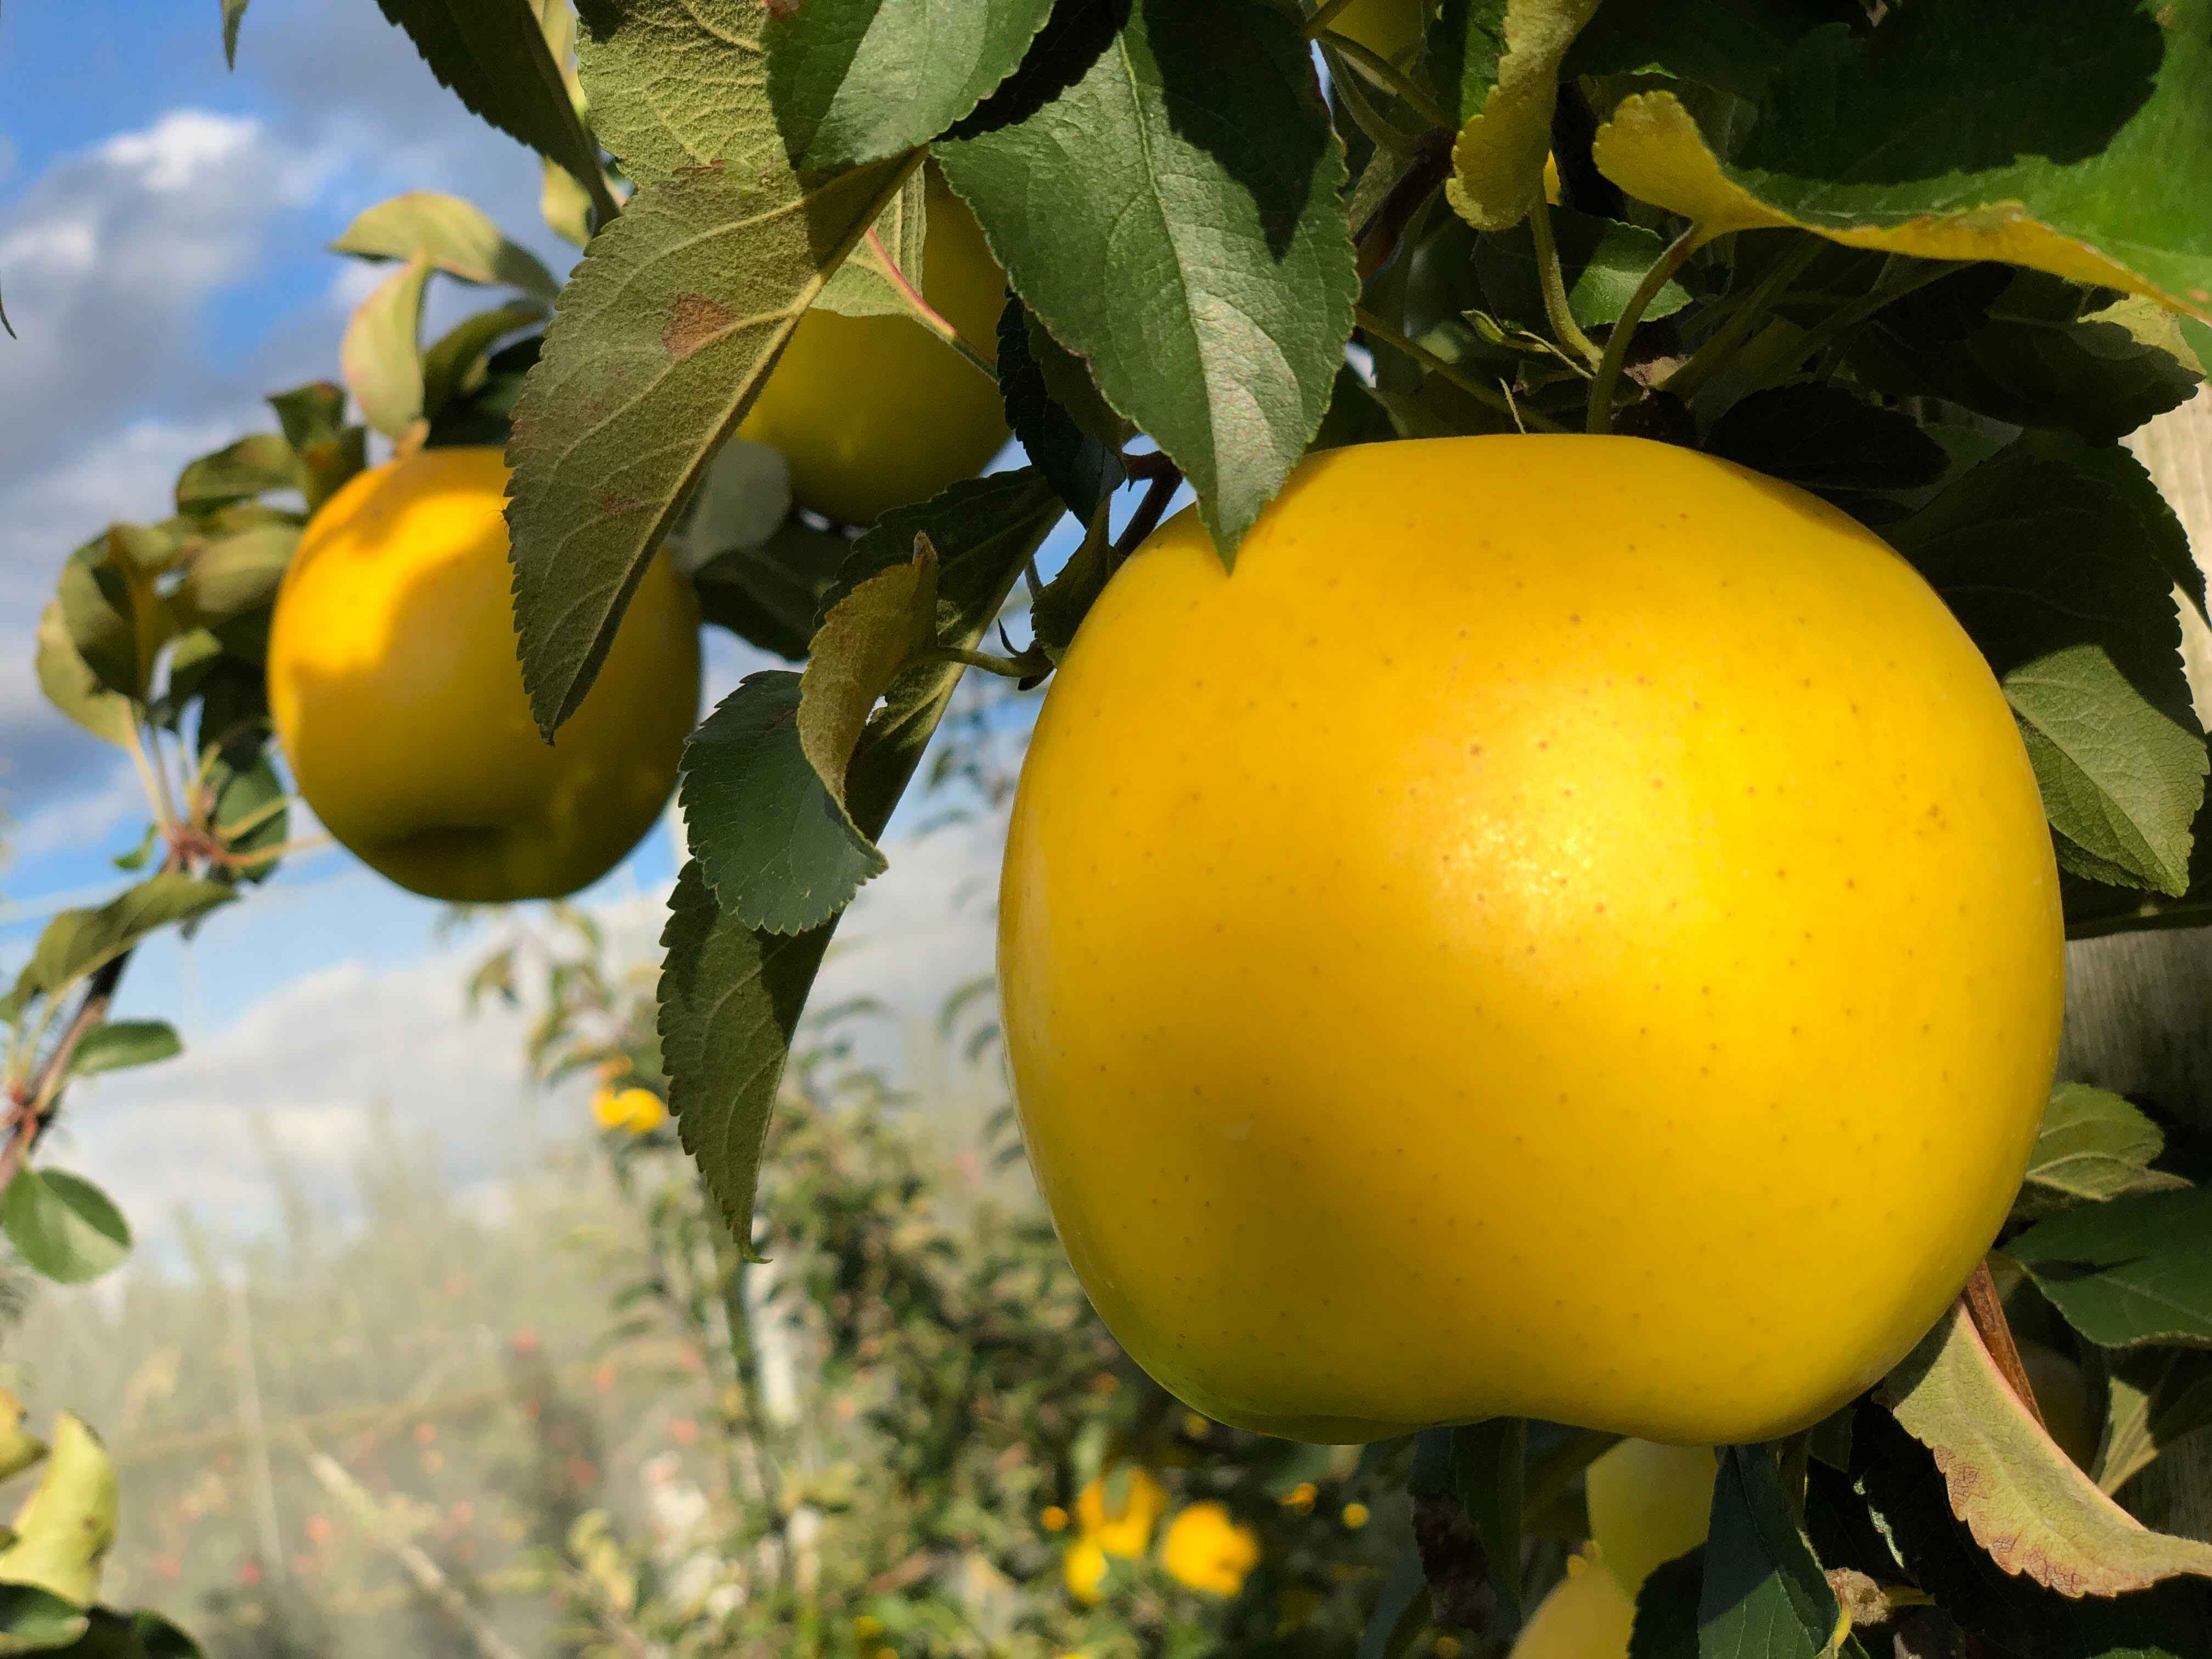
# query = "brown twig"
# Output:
<box><xmin>1963</xmin><ymin>1259</ymin><xmax>2047</xmax><ymax>1431</ymax></box>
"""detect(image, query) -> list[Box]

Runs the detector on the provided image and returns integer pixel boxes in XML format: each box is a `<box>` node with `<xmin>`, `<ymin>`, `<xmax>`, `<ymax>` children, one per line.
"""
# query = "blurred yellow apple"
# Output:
<box><xmin>1074</xmin><ymin>1466</ymin><xmax>1167</xmax><ymax>1558</ymax></box>
<box><xmin>1062</xmin><ymin>1538</ymin><xmax>1109</xmax><ymax>1605</ymax></box>
<box><xmin>269</xmin><ymin>447</ymin><xmax>700</xmax><ymax>903</ymax></box>
<box><xmin>1585</xmin><ymin>1440</ymin><xmax>1716</xmax><ymax>1599</ymax></box>
<box><xmin>738</xmin><ymin>170</ymin><xmax>1008</xmax><ymax>526</ymax></box>
<box><xmin>1001</xmin><ymin>435</ymin><xmax>2063</xmax><ymax>1445</ymax></box>
<box><xmin>593</xmin><ymin>1086</ymin><xmax>668</xmax><ymax>1136</ymax></box>
<box><xmin>1160</xmin><ymin>1502</ymin><xmax>1261</xmax><ymax>1597</ymax></box>
<box><xmin>1511</xmin><ymin>1555</ymin><xmax>1638</xmax><ymax>1659</ymax></box>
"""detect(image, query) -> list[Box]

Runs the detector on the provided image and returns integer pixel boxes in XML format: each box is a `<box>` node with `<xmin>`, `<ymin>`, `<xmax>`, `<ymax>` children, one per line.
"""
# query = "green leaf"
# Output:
<box><xmin>936</xmin><ymin>0</ymin><xmax>1356</xmax><ymax>557</ymax></box>
<box><xmin>1030</xmin><ymin>510</ymin><xmax>1110</xmax><ymax>664</ymax></box>
<box><xmin>340</xmin><ymin>253</ymin><xmax>431</xmax><ymax>441</ymax></box>
<box><xmin>2096</xmin><ymin>1347</ymin><xmax>2212</xmax><ymax>1494</ymax></box>
<box><xmin>2182</xmin><ymin>316</ymin><xmax>2212</xmax><ymax>376</ymax></box>
<box><xmin>574</xmin><ymin>0</ymin><xmax>781</xmax><ymax>180</ymax></box>
<box><xmin>798</xmin><ymin>541</ymin><xmax>938</xmax><ymax>805</ymax></box>
<box><xmin>33</xmin><ymin>600</ymin><xmax>134</xmax><ymax>749</ymax></box>
<box><xmin>1853</xmin><ymin>270</ymin><xmax>2200</xmax><ymax>445</ymax></box>
<box><xmin>1884</xmin><ymin>1303</ymin><xmax>2212</xmax><ymax>1594</ymax></box>
<box><xmin>691</xmin><ymin>523</ymin><xmax>848</xmax><ymax>661</ymax></box>
<box><xmin>680</xmin><ymin>672</ymin><xmax>886</xmax><ymax>935</ymax></box>
<box><xmin>1702</xmin><ymin>382</ymin><xmax>1946</xmax><ymax>517</ymax></box>
<box><xmin>207</xmin><ymin>748</ymin><xmax>288</xmax><ymax>885</ymax></box>
<box><xmin>1628</xmin><ymin>1548</ymin><xmax>1702</xmax><ymax>1659</ymax></box>
<box><xmin>2019</xmin><ymin>1082</ymin><xmax>2189</xmax><ymax>1217</ymax></box>
<box><xmin>53</xmin><ymin>534</ymin><xmax>167</xmax><ymax>707</ymax></box>
<box><xmin>12</xmin><ymin>876</ymin><xmax>235</xmax><ymax>1014</ymax></box>
<box><xmin>221</xmin><ymin>0</ymin><xmax>249</xmax><ymax>67</ymax></box>
<box><xmin>1698</xmin><ymin>1446</ymin><xmax>1848</xmax><ymax>1659</ymax></box>
<box><xmin>1591</xmin><ymin>2</ymin><xmax>2212</xmax><ymax>321</ymax></box>
<box><xmin>1474</xmin><ymin>210</ymin><xmax>1694</xmax><ymax>331</ymax></box>
<box><xmin>504</xmin><ymin>146</ymin><xmax>915</xmax><ymax>734</ymax></box>
<box><xmin>765</xmin><ymin>0</ymin><xmax>1054</xmax><ymax>171</ymax></box>
<box><xmin>1449</xmin><ymin>1419</ymin><xmax>1526</xmax><ymax>1632</ymax></box>
<box><xmin>420</xmin><ymin>302</ymin><xmax>545</xmax><ymax>420</ymax></box>
<box><xmin>331</xmin><ymin>191</ymin><xmax>560</xmax><ymax>301</ymax></box>
<box><xmin>0</xmin><ymin>1582</ymin><xmax>87</xmax><ymax>1650</ymax></box>
<box><xmin>1562</xmin><ymin>0</ymin><xmax>1807</xmax><ymax>103</ymax></box>
<box><xmin>1888</xmin><ymin>443</ymin><xmax>2208</xmax><ymax>896</ymax></box>
<box><xmin>0</xmin><ymin>1171</ymin><xmax>131</xmax><ymax>1286</ymax></box>
<box><xmin>64</xmin><ymin>1022</ymin><xmax>182</xmax><ymax>1082</ymax></box>
<box><xmin>171</xmin><ymin>525</ymin><xmax>298</xmax><ymax>630</ymax></box>
<box><xmin>371</xmin><ymin>0</ymin><xmax>613</xmax><ymax>216</ymax></box>
<box><xmin>997</xmin><ymin>296</ymin><xmax>1122</xmax><ymax>525</ymax></box>
<box><xmin>2012</xmin><ymin>1187</ymin><xmax>2212</xmax><ymax>1349</ymax></box>
<box><xmin>1355</xmin><ymin>1547</ymin><xmax>1432</xmax><ymax>1659</ymax></box>
<box><xmin>814</xmin><ymin>168</ymin><xmax>929</xmax><ymax>321</ymax></box>
<box><xmin>1438</xmin><ymin>0</ymin><xmax>1607</xmax><ymax>231</ymax></box>
<box><xmin>659</xmin><ymin>469</ymin><xmax>1060</xmax><ymax>1252</ymax></box>
<box><xmin>424</xmin><ymin>335</ymin><xmax>539</xmax><ymax>450</ymax></box>
<box><xmin>173</xmin><ymin>435</ymin><xmax>302</xmax><ymax>516</ymax></box>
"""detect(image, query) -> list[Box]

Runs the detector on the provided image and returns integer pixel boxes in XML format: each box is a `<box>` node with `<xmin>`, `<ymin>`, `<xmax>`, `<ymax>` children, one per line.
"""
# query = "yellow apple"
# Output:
<box><xmin>1585</xmin><ymin>1440</ymin><xmax>1716</xmax><ymax>1599</ymax></box>
<box><xmin>1159</xmin><ymin>1502</ymin><xmax>1261</xmax><ymax>1598</ymax></box>
<box><xmin>1328</xmin><ymin>0</ymin><xmax>1425</xmax><ymax>64</ymax></box>
<box><xmin>269</xmin><ymin>446</ymin><xmax>699</xmax><ymax>903</ymax></box>
<box><xmin>1511</xmin><ymin>1556</ymin><xmax>1638</xmax><ymax>1659</ymax></box>
<box><xmin>738</xmin><ymin>169</ymin><xmax>1009</xmax><ymax>526</ymax></box>
<box><xmin>1000</xmin><ymin>435</ymin><xmax>2063</xmax><ymax>1445</ymax></box>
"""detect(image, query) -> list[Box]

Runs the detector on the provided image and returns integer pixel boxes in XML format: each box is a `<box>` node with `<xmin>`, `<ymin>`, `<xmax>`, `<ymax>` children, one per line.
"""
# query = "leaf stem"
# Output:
<box><xmin>1527</xmin><ymin>195</ymin><xmax>1602</xmax><ymax>369</ymax></box>
<box><xmin>1662</xmin><ymin>236</ymin><xmax>1822</xmax><ymax>405</ymax></box>
<box><xmin>1357</xmin><ymin>309</ymin><xmax>1570</xmax><ymax>433</ymax></box>
<box><xmin>1320</xmin><ymin>32</ymin><xmax>1457</xmax><ymax>134</ymax></box>
<box><xmin>866</xmin><ymin>228</ymin><xmax>997</xmax><ymax>386</ymax></box>
<box><xmin>1963</xmin><ymin>1258</ymin><xmax>2047</xmax><ymax>1432</ymax></box>
<box><xmin>1587</xmin><ymin>225</ymin><xmax>1701</xmax><ymax>436</ymax></box>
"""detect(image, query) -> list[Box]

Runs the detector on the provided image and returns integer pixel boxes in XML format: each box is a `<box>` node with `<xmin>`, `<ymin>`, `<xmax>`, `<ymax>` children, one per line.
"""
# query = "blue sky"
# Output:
<box><xmin>0</xmin><ymin>4</ymin><xmax>1075</xmax><ymax>1253</ymax></box>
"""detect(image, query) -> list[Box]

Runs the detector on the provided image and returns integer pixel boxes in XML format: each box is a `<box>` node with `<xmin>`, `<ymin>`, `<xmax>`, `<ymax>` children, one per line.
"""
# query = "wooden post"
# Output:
<box><xmin>2058</xmin><ymin>387</ymin><xmax>2212</xmax><ymax>1538</ymax></box>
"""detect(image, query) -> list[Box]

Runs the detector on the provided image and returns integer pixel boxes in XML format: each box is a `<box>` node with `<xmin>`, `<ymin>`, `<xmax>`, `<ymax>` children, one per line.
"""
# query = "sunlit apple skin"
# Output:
<box><xmin>737</xmin><ymin>170</ymin><xmax>1009</xmax><ymax>526</ymax></box>
<box><xmin>268</xmin><ymin>447</ymin><xmax>699</xmax><ymax>903</ymax></box>
<box><xmin>1585</xmin><ymin>1440</ymin><xmax>1716</xmax><ymax>1599</ymax></box>
<box><xmin>999</xmin><ymin>435</ymin><xmax>2064</xmax><ymax>1446</ymax></box>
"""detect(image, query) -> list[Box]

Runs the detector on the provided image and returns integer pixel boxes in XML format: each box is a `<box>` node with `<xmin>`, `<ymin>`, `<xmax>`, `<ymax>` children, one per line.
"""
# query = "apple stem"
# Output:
<box><xmin>1963</xmin><ymin>1258</ymin><xmax>2048</xmax><ymax>1432</ymax></box>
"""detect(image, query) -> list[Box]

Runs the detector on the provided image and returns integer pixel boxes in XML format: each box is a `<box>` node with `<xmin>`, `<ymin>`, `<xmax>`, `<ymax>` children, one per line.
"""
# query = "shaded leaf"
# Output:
<box><xmin>340</xmin><ymin>253</ymin><xmax>432</xmax><ymax>441</ymax></box>
<box><xmin>1439</xmin><ymin>0</ymin><xmax>1607</xmax><ymax>230</ymax></box>
<box><xmin>659</xmin><ymin>469</ymin><xmax>1060</xmax><ymax>1253</ymax></box>
<box><xmin>34</xmin><ymin>599</ymin><xmax>135</xmax><ymax>749</ymax></box>
<box><xmin>1698</xmin><ymin>1446</ymin><xmax>1849</xmax><ymax>1659</ymax></box>
<box><xmin>681</xmin><ymin>672</ymin><xmax>884</xmax><ymax>935</ymax></box>
<box><xmin>574</xmin><ymin>0</ymin><xmax>783</xmax><ymax>180</ymax></box>
<box><xmin>265</xmin><ymin>381</ymin><xmax>366</xmax><ymax>510</ymax></box>
<box><xmin>1889</xmin><ymin>444</ymin><xmax>2207</xmax><ymax>895</ymax></box>
<box><xmin>0</xmin><ymin>1582</ymin><xmax>88</xmax><ymax>1649</ymax></box>
<box><xmin>0</xmin><ymin>1171</ymin><xmax>132</xmax><ymax>1286</ymax></box>
<box><xmin>425</xmin><ymin>334</ymin><xmax>540</xmax><ymax>450</ymax></box>
<box><xmin>222</xmin><ymin>0</ymin><xmax>249</xmax><ymax>66</ymax></box>
<box><xmin>937</xmin><ymin>0</ymin><xmax>1356</xmax><ymax>556</ymax></box>
<box><xmin>171</xmin><ymin>525</ymin><xmax>298</xmax><ymax>630</ymax></box>
<box><xmin>691</xmin><ymin>523</ymin><xmax>848</xmax><ymax>661</ymax></box>
<box><xmin>504</xmin><ymin>149</ymin><xmax>914</xmax><ymax>734</ymax></box>
<box><xmin>797</xmin><ymin>542</ymin><xmax>938</xmax><ymax>805</ymax></box>
<box><xmin>173</xmin><ymin>435</ymin><xmax>302</xmax><ymax>517</ymax></box>
<box><xmin>373</xmin><ymin>0</ymin><xmax>612</xmax><ymax>213</ymax></box>
<box><xmin>1703</xmin><ymin>382</ymin><xmax>1945</xmax><ymax>516</ymax></box>
<box><xmin>816</xmin><ymin>168</ymin><xmax>930</xmax><ymax>320</ymax></box>
<box><xmin>1590</xmin><ymin>2</ymin><xmax>2212</xmax><ymax>320</ymax></box>
<box><xmin>2096</xmin><ymin>1347</ymin><xmax>2212</xmax><ymax>1495</ymax></box>
<box><xmin>1628</xmin><ymin>1548</ymin><xmax>1701</xmax><ymax>1659</ymax></box>
<box><xmin>1449</xmin><ymin>1419</ymin><xmax>1525</xmax><ymax>1632</ymax></box>
<box><xmin>2012</xmin><ymin>1186</ymin><xmax>2212</xmax><ymax>1349</ymax></box>
<box><xmin>1884</xmin><ymin>1304</ymin><xmax>2212</xmax><ymax>1594</ymax></box>
<box><xmin>997</xmin><ymin>294</ymin><xmax>1122</xmax><ymax>524</ymax></box>
<box><xmin>2020</xmin><ymin>1082</ymin><xmax>2189</xmax><ymax>1217</ymax></box>
<box><xmin>420</xmin><ymin>302</ymin><xmax>545</xmax><ymax>420</ymax></box>
<box><xmin>765</xmin><ymin>0</ymin><xmax>1054</xmax><ymax>171</ymax></box>
<box><xmin>1474</xmin><ymin>210</ymin><xmax>1694</xmax><ymax>331</ymax></box>
<box><xmin>63</xmin><ymin>1022</ymin><xmax>183</xmax><ymax>1082</ymax></box>
<box><xmin>331</xmin><ymin>191</ymin><xmax>560</xmax><ymax>300</ymax></box>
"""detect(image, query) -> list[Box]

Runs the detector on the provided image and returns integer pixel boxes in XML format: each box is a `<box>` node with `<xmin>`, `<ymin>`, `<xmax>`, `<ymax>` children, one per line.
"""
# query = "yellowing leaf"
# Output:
<box><xmin>796</xmin><ymin>541</ymin><xmax>938</xmax><ymax>810</ymax></box>
<box><xmin>1883</xmin><ymin>1304</ymin><xmax>2212</xmax><ymax>1595</ymax></box>
<box><xmin>1591</xmin><ymin>0</ymin><xmax>2212</xmax><ymax>322</ymax></box>
<box><xmin>1443</xmin><ymin>0</ymin><xmax>1606</xmax><ymax>232</ymax></box>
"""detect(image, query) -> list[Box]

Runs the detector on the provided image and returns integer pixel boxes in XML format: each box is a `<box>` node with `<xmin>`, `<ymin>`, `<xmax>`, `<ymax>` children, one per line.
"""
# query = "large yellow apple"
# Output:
<box><xmin>1585</xmin><ymin>1441</ymin><xmax>1716</xmax><ymax>1599</ymax></box>
<box><xmin>738</xmin><ymin>169</ymin><xmax>1008</xmax><ymax>526</ymax></box>
<box><xmin>268</xmin><ymin>446</ymin><xmax>699</xmax><ymax>902</ymax></box>
<box><xmin>1000</xmin><ymin>435</ymin><xmax>2064</xmax><ymax>1446</ymax></box>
